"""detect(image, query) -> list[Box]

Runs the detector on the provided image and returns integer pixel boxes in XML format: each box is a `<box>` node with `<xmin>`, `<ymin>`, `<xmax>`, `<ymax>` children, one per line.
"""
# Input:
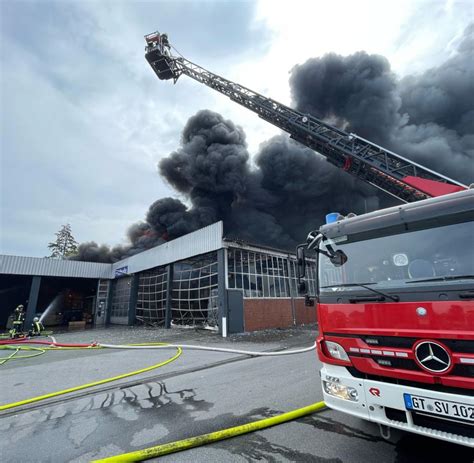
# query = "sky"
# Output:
<box><xmin>1</xmin><ymin>0</ymin><xmax>472</xmax><ymax>257</ymax></box>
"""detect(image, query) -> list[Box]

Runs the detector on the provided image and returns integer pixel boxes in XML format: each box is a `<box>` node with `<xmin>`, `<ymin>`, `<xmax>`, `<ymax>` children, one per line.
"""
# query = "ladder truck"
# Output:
<box><xmin>144</xmin><ymin>31</ymin><xmax>474</xmax><ymax>447</ymax></box>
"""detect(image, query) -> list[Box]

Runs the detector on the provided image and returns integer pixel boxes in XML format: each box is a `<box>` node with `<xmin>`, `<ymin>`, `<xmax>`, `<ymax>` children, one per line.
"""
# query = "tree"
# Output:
<box><xmin>48</xmin><ymin>224</ymin><xmax>78</xmax><ymax>259</ymax></box>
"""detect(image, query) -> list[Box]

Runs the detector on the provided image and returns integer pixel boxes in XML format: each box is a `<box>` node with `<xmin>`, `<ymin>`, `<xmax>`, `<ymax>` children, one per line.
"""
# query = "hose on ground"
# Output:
<box><xmin>92</xmin><ymin>401</ymin><xmax>326</xmax><ymax>462</ymax></box>
<box><xmin>0</xmin><ymin>340</ymin><xmax>317</xmax><ymax>413</ymax></box>
<box><xmin>98</xmin><ymin>341</ymin><xmax>317</xmax><ymax>356</ymax></box>
<box><xmin>1</xmin><ymin>338</ymin><xmax>323</xmax><ymax>461</ymax></box>
<box><xmin>3</xmin><ymin>339</ymin><xmax>317</xmax><ymax>356</ymax></box>
<box><xmin>0</xmin><ymin>345</ymin><xmax>46</xmax><ymax>365</ymax></box>
<box><xmin>0</xmin><ymin>338</ymin><xmax>96</xmax><ymax>348</ymax></box>
<box><xmin>0</xmin><ymin>343</ymin><xmax>182</xmax><ymax>411</ymax></box>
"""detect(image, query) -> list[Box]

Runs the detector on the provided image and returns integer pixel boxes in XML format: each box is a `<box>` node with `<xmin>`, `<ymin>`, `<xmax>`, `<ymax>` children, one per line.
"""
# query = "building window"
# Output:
<box><xmin>171</xmin><ymin>252</ymin><xmax>218</xmax><ymax>328</ymax></box>
<box><xmin>228</xmin><ymin>248</ymin><xmax>316</xmax><ymax>298</ymax></box>
<box><xmin>110</xmin><ymin>276</ymin><xmax>131</xmax><ymax>319</ymax></box>
<box><xmin>137</xmin><ymin>267</ymin><xmax>168</xmax><ymax>325</ymax></box>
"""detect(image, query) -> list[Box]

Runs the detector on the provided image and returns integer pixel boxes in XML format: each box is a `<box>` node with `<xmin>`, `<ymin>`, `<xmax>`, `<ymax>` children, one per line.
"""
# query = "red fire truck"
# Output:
<box><xmin>298</xmin><ymin>189</ymin><xmax>473</xmax><ymax>446</ymax></box>
<box><xmin>144</xmin><ymin>31</ymin><xmax>473</xmax><ymax>446</ymax></box>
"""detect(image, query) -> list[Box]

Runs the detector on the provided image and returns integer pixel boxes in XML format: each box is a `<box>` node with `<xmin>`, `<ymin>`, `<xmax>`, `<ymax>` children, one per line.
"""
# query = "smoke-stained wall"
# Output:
<box><xmin>73</xmin><ymin>24</ymin><xmax>473</xmax><ymax>263</ymax></box>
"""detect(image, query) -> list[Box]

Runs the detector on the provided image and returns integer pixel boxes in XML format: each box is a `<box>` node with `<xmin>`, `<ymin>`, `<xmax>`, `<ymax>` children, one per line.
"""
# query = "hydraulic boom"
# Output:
<box><xmin>144</xmin><ymin>31</ymin><xmax>467</xmax><ymax>203</ymax></box>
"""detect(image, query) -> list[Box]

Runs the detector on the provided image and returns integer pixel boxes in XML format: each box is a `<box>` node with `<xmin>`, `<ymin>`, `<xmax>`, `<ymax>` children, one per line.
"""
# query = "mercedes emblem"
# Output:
<box><xmin>414</xmin><ymin>341</ymin><xmax>451</xmax><ymax>373</ymax></box>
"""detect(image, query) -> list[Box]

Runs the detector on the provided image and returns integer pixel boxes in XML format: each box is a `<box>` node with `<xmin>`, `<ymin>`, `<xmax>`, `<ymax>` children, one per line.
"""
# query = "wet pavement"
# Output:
<box><xmin>1</xmin><ymin>326</ymin><xmax>472</xmax><ymax>462</ymax></box>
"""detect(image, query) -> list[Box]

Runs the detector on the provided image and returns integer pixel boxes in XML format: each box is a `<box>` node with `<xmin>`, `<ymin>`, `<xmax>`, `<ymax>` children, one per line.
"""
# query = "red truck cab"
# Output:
<box><xmin>302</xmin><ymin>188</ymin><xmax>473</xmax><ymax>447</ymax></box>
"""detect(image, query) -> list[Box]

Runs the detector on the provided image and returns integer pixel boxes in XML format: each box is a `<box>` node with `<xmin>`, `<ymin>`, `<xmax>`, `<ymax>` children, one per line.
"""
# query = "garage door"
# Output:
<box><xmin>109</xmin><ymin>276</ymin><xmax>131</xmax><ymax>325</ymax></box>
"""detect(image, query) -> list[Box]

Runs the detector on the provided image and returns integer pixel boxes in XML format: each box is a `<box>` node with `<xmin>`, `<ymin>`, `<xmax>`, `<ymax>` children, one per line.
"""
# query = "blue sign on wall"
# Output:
<box><xmin>115</xmin><ymin>266</ymin><xmax>129</xmax><ymax>278</ymax></box>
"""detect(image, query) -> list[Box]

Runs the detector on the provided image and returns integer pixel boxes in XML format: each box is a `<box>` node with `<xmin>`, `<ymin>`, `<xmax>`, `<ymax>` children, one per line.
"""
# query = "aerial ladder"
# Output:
<box><xmin>144</xmin><ymin>31</ymin><xmax>467</xmax><ymax>203</ymax></box>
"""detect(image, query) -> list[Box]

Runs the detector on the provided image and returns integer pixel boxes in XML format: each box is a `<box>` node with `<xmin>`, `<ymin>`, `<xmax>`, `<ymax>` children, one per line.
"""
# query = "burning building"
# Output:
<box><xmin>0</xmin><ymin>222</ymin><xmax>316</xmax><ymax>334</ymax></box>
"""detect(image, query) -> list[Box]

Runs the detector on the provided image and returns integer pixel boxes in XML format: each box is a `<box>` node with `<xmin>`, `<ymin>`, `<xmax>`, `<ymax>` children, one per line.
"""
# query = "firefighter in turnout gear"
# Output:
<box><xmin>9</xmin><ymin>305</ymin><xmax>25</xmax><ymax>338</ymax></box>
<box><xmin>161</xmin><ymin>33</ymin><xmax>170</xmax><ymax>55</ymax></box>
<box><xmin>29</xmin><ymin>317</ymin><xmax>45</xmax><ymax>337</ymax></box>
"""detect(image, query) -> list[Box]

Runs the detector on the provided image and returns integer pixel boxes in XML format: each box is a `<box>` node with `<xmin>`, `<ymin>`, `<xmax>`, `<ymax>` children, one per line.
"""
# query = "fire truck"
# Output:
<box><xmin>144</xmin><ymin>31</ymin><xmax>474</xmax><ymax>447</ymax></box>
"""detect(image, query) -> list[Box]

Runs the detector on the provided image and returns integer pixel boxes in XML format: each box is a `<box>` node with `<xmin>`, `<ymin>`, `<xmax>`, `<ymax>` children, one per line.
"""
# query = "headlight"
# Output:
<box><xmin>323</xmin><ymin>381</ymin><xmax>359</xmax><ymax>401</ymax></box>
<box><xmin>324</xmin><ymin>341</ymin><xmax>350</xmax><ymax>362</ymax></box>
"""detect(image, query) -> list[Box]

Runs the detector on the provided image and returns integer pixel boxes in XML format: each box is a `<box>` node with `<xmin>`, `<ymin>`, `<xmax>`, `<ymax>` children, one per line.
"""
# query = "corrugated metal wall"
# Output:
<box><xmin>0</xmin><ymin>255</ymin><xmax>111</xmax><ymax>279</ymax></box>
<box><xmin>1</xmin><ymin>221</ymin><xmax>224</xmax><ymax>279</ymax></box>
<box><xmin>112</xmin><ymin>221</ymin><xmax>224</xmax><ymax>275</ymax></box>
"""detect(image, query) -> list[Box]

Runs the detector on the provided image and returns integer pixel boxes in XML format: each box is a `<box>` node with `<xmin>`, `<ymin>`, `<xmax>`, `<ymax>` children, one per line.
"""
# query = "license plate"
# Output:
<box><xmin>404</xmin><ymin>393</ymin><xmax>474</xmax><ymax>422</ymax></box>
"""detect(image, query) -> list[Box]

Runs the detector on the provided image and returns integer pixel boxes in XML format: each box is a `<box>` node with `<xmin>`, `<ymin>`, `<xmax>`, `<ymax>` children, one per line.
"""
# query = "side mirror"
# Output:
<box><xmin>298</xmin><ymin>280</ymin><xmax>307</xmax><ymax>294</ymax></box>
<box><xmin>296</xmin><ymin>245</ymin><xmax>306</xmax><ymax>279</ymax></box>
<box><xmin>329</xmin><ymin>250</ymin><xmax>348</xmax><ymax>267</ymax></box>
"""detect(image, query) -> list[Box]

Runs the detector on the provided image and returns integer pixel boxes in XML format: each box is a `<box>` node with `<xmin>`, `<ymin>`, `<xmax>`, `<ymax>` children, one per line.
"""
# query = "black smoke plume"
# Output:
<box><xmin>290</xmin><ymin>23</ymin><xmax>474</xmax><ymax>183</ymax></box>
<box><xmin>73</xmin><ymin>24</ymin><xmax>473</xmax><ymax>263</ymax></box>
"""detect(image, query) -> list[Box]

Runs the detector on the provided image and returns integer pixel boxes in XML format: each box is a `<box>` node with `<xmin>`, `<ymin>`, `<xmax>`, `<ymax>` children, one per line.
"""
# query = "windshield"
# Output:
<box><xmin>319</xmin><ymin>220</ymin><xmax>474</xmax><ymax>290</ymax></box>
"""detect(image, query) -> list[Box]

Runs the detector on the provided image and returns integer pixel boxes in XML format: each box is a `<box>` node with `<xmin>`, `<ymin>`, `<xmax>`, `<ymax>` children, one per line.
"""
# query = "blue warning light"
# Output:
<box><xmin>325</xmin><ymin>213</ymin><xmax>340</xmax><ymax>224</ymax></box>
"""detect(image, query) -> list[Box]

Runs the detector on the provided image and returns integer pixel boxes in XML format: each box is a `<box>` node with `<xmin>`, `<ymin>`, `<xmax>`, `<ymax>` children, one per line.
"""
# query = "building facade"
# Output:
<box><xmin>0</xmin><ymin>222</ymin><xmax>317</xmax><ymax>334</ymax></box>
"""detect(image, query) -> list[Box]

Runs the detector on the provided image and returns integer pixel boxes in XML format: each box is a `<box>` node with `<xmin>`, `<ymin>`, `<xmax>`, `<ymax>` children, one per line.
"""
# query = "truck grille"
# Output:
<box><xmin>452</xmin><ymin>364</ymin><xmax>474</xmax><ymax>377</ymax></box>
<box><xmin>371</xmin><ymin>356</ymin><xmax>418</xmax><ymax>371</ymax></box>
<box><xmin>360</xmin><ymin>335</ymin><xmax>474</xmax><ymax>354</ymax></box>
<box><xmin>328</xmin><ymin>333</ymin><xmax>474</xmax><ymax>380</ymax></box>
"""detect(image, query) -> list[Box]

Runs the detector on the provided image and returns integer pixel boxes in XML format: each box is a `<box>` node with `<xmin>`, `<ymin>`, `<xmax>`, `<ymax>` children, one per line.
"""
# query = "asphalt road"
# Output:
<box><xmin>1</xmin><ymin>327</ymin><xmax>472</xmax><ymax>462</ymax></box>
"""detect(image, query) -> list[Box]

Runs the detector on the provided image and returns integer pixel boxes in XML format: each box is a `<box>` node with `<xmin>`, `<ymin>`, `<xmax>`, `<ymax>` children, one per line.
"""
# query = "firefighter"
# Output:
<box><xmin>152</xmin><ymin>33</ymin><xmax>160</xmax><ymax>49</ymax></box>
<box><xmin>161</xmin><ymin>33</ymin><xmax>170</xmax><ymax>55</ymax></box>
<box><xmin>10</xmin><ymin>305</ymin><xmax>25</xmax><ymax>338</ymax></box>
<box><xmin>29</xmin><ymin>317</ymin><xmax>45</xmax><ymax>337</ymax></box>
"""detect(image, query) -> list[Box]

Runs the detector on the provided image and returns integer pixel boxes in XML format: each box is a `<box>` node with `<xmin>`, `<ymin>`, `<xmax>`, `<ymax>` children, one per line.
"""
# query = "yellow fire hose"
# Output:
<box><xmin>93</xmin><ymin>401</ymin><xmax>326</xmax><ymax>462</ymax></box>
<box><xmin>2</xmin><ymin>340</ymin><xmax>325</xmax><ymax>461</ymax></box>
<box><xmin>0</xmin><ymin>345</ymin><xmax>47</xmax><ymax>366</ymax></box>
<box><xmin>0</xmin><ymin>344</ymin><xmax>182</xmax><ymax>411</ymax></box>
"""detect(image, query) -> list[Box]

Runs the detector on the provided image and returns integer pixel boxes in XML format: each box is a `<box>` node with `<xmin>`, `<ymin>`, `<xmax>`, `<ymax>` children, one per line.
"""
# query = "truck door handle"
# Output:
<box><xmin>459</xmin><ymin>292</ymin><xmax>474</xmax><ymax>299</ymax></box>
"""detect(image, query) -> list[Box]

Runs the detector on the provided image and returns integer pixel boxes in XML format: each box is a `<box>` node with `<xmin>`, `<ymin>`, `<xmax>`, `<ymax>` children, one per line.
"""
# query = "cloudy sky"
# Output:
<box><xmin>1</xmin><ymin>0</ymin><xmax>472</xmax><ymax>257</ymax></box>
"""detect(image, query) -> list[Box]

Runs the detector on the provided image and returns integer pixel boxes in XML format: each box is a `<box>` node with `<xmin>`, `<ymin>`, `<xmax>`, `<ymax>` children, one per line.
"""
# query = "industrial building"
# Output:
<box><xmin>0</xmin><ymin>222</ymin><xmax>316</xmax><ymax>335</ymax></box>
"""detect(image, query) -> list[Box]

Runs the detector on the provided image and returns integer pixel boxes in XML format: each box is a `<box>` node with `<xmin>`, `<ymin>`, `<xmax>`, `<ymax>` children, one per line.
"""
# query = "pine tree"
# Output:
<box><xmin>48</xmin><ymin>224</ymin><xmax>79</xmax><ymax>259</ymax></box>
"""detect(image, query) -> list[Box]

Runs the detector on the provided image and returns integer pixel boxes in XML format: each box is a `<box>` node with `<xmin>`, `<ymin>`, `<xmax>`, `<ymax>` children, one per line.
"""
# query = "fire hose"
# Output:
<box><xmin>93</xmin><ymin>401</ymin><xmax>326</xmax><ymax>462</ymax></box>
<box><xmin>0</xmin><ymin>338</ymin><xmax>325</xmax><ymax>461</ymax></box>
<box><xmin>0</xmin><ymin>342</ymin><xmax>183</xmax><ymax>411</ymax></box>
